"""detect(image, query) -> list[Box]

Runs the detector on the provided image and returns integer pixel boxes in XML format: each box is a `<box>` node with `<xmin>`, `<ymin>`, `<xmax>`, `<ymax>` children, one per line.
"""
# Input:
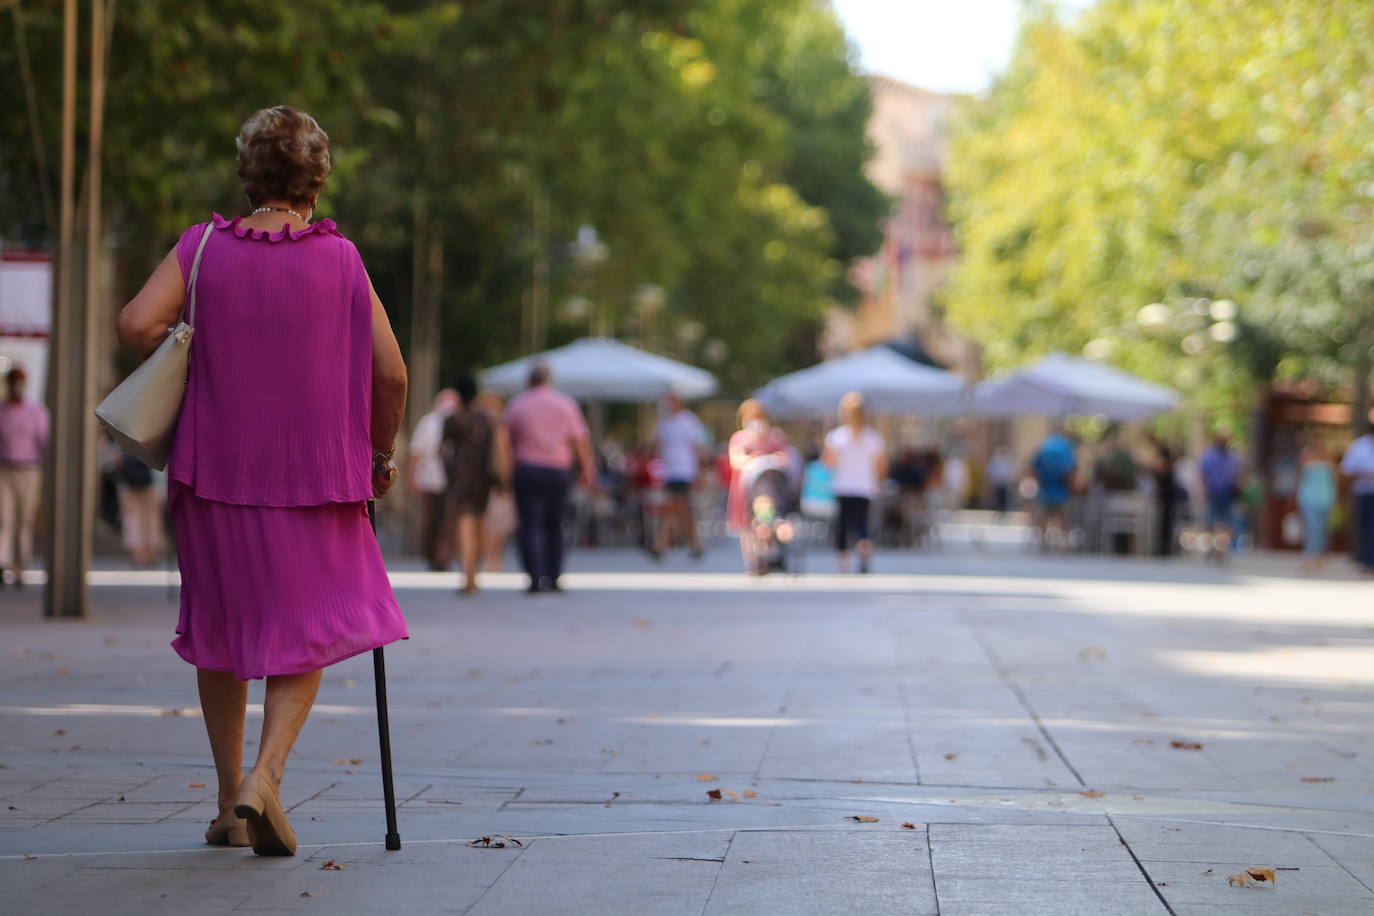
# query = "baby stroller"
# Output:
<box><xmin>740</xmin><ymin>454</ymin><xmax>799</xmax><ymax>575</ymax></box>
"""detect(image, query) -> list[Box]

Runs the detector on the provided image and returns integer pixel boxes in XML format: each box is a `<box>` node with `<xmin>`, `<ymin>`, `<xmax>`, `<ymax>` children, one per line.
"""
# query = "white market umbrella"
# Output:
<box><xmin>972</xmin><ymin>352</ymin><xmax>1179</xmax><ymax>421</ymax></box>
<box><xmin>481</xmin><ymin>337</ymin><xmax>717</xmax><ymax>402</ymax></box>
<box><xmin>754</xmin><ymin>346</ymin><xmax>966</xmax><ymax>419</ymax></box>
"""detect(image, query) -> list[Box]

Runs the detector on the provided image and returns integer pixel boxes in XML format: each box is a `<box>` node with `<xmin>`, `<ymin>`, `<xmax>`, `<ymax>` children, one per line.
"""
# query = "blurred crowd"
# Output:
<box><xmin>406</xmin><ymin>371</ymin><xmax>1374</xmax><ymax>585</ymax></box>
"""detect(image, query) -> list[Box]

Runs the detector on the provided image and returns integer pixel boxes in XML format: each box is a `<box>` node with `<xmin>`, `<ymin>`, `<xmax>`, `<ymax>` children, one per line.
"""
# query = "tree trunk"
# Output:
<box><xmin>1354</xmin><ymin>320</ymin><xmax>1371</xmax><ymax>434</ymax></box>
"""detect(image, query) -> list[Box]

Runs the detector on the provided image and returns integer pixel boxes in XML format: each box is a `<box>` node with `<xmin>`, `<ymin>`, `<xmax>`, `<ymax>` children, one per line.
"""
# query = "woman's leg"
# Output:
<box><xmin>197</xmin><ymin>668</ymin><xmax>248</xmax><ymax>811</ymax></box>
<box><xmin>459</xmin><ymin>513</ymin><xmax>483</xmax><ymax>592</ymax></box>
<box><xmin>856</xmin><ymin>497</ymin><xmax>874</xmax><ymax>572</ymax></box>
<box><xmin>249</xmin><ymin>670</ymin><xmax>322</xmax><ymax>787</ymax></box>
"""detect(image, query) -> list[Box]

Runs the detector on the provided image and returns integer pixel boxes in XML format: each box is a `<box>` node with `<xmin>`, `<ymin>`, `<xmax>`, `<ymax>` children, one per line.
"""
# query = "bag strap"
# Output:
<box><xmin>182</xmin><ymin>221</ymin><xmax>214</xmax><ymax>327</ymax></box>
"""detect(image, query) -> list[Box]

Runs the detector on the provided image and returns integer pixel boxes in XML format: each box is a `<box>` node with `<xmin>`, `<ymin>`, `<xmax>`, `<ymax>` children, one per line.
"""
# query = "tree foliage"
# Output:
<box><xmin>0</xmin><ymin>0</ymin><xmax>887</xmax><ymax>393</ymax></box>
<box><xmin>945</xmin><ymin>0</ymin><xmax>1374</xmax><ymax>410</ymax></box>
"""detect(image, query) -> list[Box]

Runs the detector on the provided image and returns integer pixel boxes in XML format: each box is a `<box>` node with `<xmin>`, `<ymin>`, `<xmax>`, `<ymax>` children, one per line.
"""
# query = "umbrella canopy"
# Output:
<box><xmin>481</xmin><ymin>337</ymin><xmax>718</xmax><ymax>401</ymax></box>
<box><xmin>972</xmin><ymin>352</ymin><xmax>1179</xmax><ymax>421</ymax></box>
<box><xmin>754</xmin><ymin>346</ymin><xmax>966</xmax><ymax>419</ymax></box>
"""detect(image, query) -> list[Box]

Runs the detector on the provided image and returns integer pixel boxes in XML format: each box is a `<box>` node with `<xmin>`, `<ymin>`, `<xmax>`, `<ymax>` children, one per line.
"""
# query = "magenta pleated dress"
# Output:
<box><xmin>166</xmin><ymin>213</ymin><xmax>407</xmax><ymax>680</ymax></box>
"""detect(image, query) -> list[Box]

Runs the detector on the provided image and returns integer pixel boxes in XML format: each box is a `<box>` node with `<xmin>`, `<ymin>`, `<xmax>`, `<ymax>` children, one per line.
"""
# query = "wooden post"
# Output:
<box><xmin>44</xmin><ymin>0</ymin><xmax>87</xmax><ymax>617</ymax></box>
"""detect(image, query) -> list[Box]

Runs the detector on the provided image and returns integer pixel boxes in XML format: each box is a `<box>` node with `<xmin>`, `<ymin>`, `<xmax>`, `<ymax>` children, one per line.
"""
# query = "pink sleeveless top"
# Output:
<box><xmin>168</xmin><ymin>213</ymin><xmax>373</xmax><ymax>507</ymax></box>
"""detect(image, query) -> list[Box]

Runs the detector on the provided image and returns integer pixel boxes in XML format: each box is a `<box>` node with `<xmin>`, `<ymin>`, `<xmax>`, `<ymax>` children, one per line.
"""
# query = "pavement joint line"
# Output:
<box><xmin>697</xmin><ymin>830</ymin><xmax>736</xmax><ymax>916</ymax></box>
<box><xmin>960</xmin><ymin>608</ymin><xmax>1087</xmax><ymax>787</ymax></box>
<box><xmin>1107</xmin><ymin>814</ymin><xmax>1177</xmax><ymax>916</ymax></box>
<box><xmin>0</xmin><ymin>822</ymin><xmax>911</xmax><ymax>861</ymax></box>
<box><xmin>1304</xmin><ymin>832</ymin><xmax>1374</xmax><ymax>895</ymax></box>
<box><xmin>924</xmin><ymin>823</ymin><xmax>941</xmax><ymax>916</ymax></box>
<box><xmin>1108</xmin><ymin>813</ymin><xmax>1374</xmax><ymax>839</ymax></box>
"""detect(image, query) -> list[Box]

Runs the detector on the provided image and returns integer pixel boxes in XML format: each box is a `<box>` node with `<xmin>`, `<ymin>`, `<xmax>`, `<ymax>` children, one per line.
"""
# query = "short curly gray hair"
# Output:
<box><xmin>235</xmin><ymin>105</ymin><xmax>331</xmax><ymax>207</ymax></box>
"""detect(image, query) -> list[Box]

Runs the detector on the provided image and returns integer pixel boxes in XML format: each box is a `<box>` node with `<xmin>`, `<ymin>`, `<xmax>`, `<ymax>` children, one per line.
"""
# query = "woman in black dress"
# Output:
<box><xmin>442</xmin><ymin>375</ymin><xmax>510</xmax><ymax>593</ymax></box>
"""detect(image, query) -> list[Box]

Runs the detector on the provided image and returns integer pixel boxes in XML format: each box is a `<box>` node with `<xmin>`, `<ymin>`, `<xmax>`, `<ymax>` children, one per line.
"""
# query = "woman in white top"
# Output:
<box><xmin>822</xmin><ymin>392</ymin><xmax>888</xmax><ymax>573</ymax></box>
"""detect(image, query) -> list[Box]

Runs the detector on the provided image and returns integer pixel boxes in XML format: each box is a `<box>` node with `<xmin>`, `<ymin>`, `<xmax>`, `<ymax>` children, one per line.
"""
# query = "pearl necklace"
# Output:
<box><xmin>250</xmin><ymin>206</ymin><xmax>309</xmax><ymax>223</ymax></box>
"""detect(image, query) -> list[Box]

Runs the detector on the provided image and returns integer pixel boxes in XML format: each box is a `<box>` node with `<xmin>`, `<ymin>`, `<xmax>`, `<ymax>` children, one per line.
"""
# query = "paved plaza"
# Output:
<box><xmin>2</xmin><ymin>545</ymin><xmax>1374</xmax><ymax>914</ymax></box>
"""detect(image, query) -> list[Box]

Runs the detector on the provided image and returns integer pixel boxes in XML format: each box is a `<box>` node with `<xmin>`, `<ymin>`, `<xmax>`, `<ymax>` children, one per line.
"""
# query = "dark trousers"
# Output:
<box><xmin>1358</xmin><ymin>493</ymin><xmax>1374</xmax><ymax>569</ymax></box>
<box><xmin>513</xmin><ymin>463</ymin><xmax>571</xmax><ymax>587</ymax></box>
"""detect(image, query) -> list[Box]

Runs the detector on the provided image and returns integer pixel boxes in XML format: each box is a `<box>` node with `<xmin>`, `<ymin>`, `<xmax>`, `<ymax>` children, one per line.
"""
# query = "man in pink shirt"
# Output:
<box><xmin>0</xmin><ymin>366</ymin><xmax>50</xmax><ymax>585</ymax></box>
<box><xmin>504</xmin><ymin>365</ymin><xmax>595</xmax><ymax>593</ymax></box>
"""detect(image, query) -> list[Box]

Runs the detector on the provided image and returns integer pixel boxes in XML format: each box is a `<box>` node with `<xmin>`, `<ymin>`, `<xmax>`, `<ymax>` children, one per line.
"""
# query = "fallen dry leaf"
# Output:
<box><xmin>943</xmin><ymin>752</ymin><xmax>957</xmax><ymax>761</ymax></box>
<box><xmin>742</xmin><ymin>789</ymin><xmax>758</xmax><ymax>798</ymax></box>
<box><xmin>1078</xmin><ymin>790</ymin><xmax>1105</xmax><ymax>798</ymax></box>
<box><xmin>706</xmin><ymin>789</ymin><xmax>723</xmax><ymax>800</ymax></box>
<box><xmin>188</xmin><ymin>783</ymin><xmax>206</xmax><ymax>789</ymax></box>
<box><xmin>695</xmin><ymin>773</ymin><xmax>718</xmax><ymax>782</ymax></box>
<box><xmin>23</xmin><ymin>853</ymin><xmax>37</xmax><ymax>860</ymax></box>
<box><xmin>1169</xmin><ymin>740</ymin><xmax>1204</xmax><ymax>751</ymax></box>
<box><xmin>1301</xmin><ymin>776</ymin><xmax>1334</xmax><ymax>783</ymax></box>
<box><xmin>1132</xmin><ymin>795</ymin><xmax>1145</xmax><ymax>800</ymax></box>
<box><xmin>467</xmin><ymin>835</ymin><xmax>524</xmax><ymax>849</ymax></box>
<box><xmin>723</xmin><ymin>789</ymin><xmax>740</xmax><ymax>799</ymax></box>
<box><xmin>319</xmin><ymin>860</ymin><xmax>343</xmax><ymax>870</ymax></box>
<box><xmin>1227</xmin><ymin>866</ymin><xmax>1277</xmax><ymax>888</ymax></box>
<box><xmin>901</xmin><ymin>822</ymin><xmax>917</xmax><ymax>829</ymax></box>
<box><xmin>846</xmin><ymin>815</ymin><xmax>879</xmax><ymax>823</ymax></box>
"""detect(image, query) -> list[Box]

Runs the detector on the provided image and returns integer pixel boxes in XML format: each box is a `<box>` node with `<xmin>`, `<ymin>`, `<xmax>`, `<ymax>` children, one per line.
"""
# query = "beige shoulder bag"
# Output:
<box><xmin>95</xmin><ymin>222</ymin><xmax>213</xmax><ymax>470</ymax></box>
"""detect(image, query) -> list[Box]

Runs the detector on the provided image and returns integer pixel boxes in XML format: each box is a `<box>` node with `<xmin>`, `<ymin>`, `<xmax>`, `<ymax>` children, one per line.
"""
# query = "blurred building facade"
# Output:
<box><xmin>823</xmin><ymin>76</ymin><xmax>978</xmax><ymax>377</ymax></box>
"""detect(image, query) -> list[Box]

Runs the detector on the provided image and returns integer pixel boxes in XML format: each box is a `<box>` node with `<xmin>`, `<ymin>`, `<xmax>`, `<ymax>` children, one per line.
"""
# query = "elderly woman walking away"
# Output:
<box><xmin>116</xmin><ymin>106</ymin><xmax>409</xmax><ymax>856</ymax></box>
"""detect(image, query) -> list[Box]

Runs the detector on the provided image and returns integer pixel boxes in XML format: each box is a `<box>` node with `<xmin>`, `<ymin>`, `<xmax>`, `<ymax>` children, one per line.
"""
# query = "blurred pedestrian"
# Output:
<box><xmin>651</xmin><ymin>391</ymin><xmax>708</xmax><ymax>560</ymax></box>
<box><xmin>1199</xmin><ymin>432</ymin><xmax>1242</xmax><ymax>562</ymax></box>
<box><xmin>987</xmin><ymin>445</ymin><xmax>1014</xmax><ymax>514</ymax></box>
<box><xmin>118</xmin><ymin>455</ymin><xmax>164</xmax><ymax>566</ymax></box>
<box><xmin>1149</xmin><ymin>435</ymin><xmax>1178</xmax><ymax>556</ymax></box>
<box><xmin>505</xmin><ymin>365</ymin><xmax>595</xmax><ymax>593</ymax></box>
<box><xmin>0</xmin><ymin>365</ymin><xmax>49</xmax><ymax>586</ymax></box>
<box><xmin>727</xmin><ymin>399</ymin><xmax>790</xmax><ymax>573</ymax></box>
<box><xmin>441</xmin><ymin>375</ymin><xmax>509</xmax><ymax>595</ymax></box>
<box><xmin>409</xmin><ymin>388</ymin><xmax>458</xmax><ymax>570</ymax></box>
<box><xmin>801</xmin><ymin>450</ymin><xmax>836</xmax><ymax>520</ymax></box>
<box><xmin>942</xmin><ymin>450</ymin><xmax>969</xmax><ymax>511</ymax></box>
<box><xmin>1094</xmin><ymin>427</ymin><xmax>1138</xmax><ymax>492</ymax></box>
<box><xmin>1031</xmin><ymin>425</ymin><xmax>1077</xmax><ymax>551</ymax></box>
<box><xmin>1340</xmin><ymin>424</ymin><xmax>1374</xmax><ymax>573</ymax></box>
<box><xmin>116</xmin><ymin>105</ymin><xmax>409</xmax><ymax>855</ymax></box>
<box><xmin>477</xmin><ymin>391</ymin><xmax>516</xmax><ymax>571</ymax></box>
<box><xmin>822</xmin><ymin>392</ymin><xmax>886</xmax><ymax>573</ymax></box>
<box><xmin>1297</xmin><ymin>441</ymin><xmax>1336</xmax><ymax>572</ymax></box>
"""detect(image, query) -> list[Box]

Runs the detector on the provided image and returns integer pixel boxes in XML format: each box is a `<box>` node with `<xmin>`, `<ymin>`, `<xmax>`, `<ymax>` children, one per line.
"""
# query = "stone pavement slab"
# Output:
<box><xmin>4</xmin><ymin>548</ymin><xmax>1374</xmax><ymax>913</ymax></box>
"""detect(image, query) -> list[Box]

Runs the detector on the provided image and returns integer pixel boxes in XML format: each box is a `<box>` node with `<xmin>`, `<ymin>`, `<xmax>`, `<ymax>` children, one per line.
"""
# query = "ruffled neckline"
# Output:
<box><xmin>211</xmin><ymin>211</ymin><xmax>340</xmax><ymax>242</ymax></box>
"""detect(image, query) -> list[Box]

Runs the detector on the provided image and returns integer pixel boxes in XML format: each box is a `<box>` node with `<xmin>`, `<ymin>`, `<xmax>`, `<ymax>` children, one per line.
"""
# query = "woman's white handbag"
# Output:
<box><xmin>95</xmin><ymin>223</ymin><xmax>213</xmax><ymax>470</ymax></box>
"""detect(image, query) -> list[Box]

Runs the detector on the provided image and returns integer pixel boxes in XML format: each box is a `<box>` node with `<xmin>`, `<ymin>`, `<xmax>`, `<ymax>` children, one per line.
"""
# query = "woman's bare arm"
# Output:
<box><xmin>117</xmin><ymin>248</ymin><xmax>185</xmax><ymax>357</ymax></box>
<box><xmin>369</xmin><ymin>274</ymin><xmax>408</xmax><ymax>495</ymax></box>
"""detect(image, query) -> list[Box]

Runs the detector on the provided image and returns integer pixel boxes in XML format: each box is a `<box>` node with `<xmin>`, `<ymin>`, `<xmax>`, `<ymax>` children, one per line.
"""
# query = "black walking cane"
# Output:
<box><xmin>367</xmin><ymin>499</ymin><xmax>402</xmax><ymax>851</ymax></box>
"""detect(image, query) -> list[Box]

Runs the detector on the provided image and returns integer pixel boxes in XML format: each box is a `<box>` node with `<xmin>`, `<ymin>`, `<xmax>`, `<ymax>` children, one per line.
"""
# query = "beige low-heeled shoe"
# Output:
<box><xmin>233</xmin><ymin>771</ymin><xmax>297</xmax><ymax>856</ymax></box>
<box><xmin>204</xmin><ymin>808</ymin><xmax>250</xmax><ymax>847</ymax></box>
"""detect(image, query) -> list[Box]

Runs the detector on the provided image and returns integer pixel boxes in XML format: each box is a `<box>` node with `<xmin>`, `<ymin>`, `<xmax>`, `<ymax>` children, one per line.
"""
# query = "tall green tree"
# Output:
<box><xmin>0</xmin><ymin>0</ymin><xmax>887</xmax><ymax>394</ymax></box>
<box><xmin>945</xmin><ymin>0</ymin><xmax>1374</xmax><ymax>417</ymax></box>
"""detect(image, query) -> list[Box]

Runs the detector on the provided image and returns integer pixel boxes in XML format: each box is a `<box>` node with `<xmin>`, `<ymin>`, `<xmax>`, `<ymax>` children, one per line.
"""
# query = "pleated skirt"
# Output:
<box><xmin>168</xmin><ymin>482</ymin><xmax>408</xmax><ymax>680</ymax></box>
